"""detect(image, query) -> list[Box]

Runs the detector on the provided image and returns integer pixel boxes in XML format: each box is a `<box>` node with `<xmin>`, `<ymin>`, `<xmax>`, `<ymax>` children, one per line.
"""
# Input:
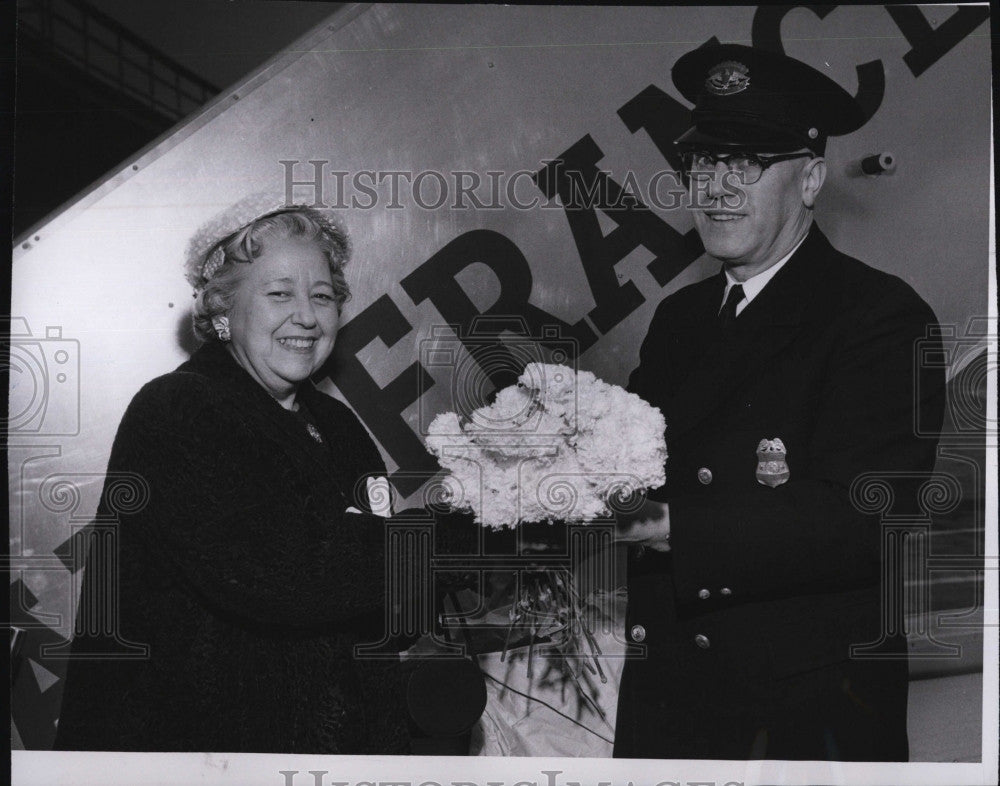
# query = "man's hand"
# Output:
<box><xmin>616</xmin><ymin>497</ymin><xmax>671</xmax><ymax>551</ymax></box>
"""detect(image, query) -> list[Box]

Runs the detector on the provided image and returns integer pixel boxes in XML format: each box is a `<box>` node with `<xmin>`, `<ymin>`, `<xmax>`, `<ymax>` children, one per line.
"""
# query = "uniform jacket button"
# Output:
<box><xmin>694</xmin><ymin>634</ymin><xmax>711</xmax><ymax>649</ymax></box>
<box><xmin>720</xmin><ymin>587</ymin><xmax>732</xmax><ymax>597</ymax></box>
<box><xmin>698</xmin><ymin>588</ymin><xmax>711</xmax><ymax>600</ymax></box>
<box><xmin>630</xmin><ymin>624</ymin><xmax>646</xmax><ymax>643</ymax></box>
<box><xmin>697</xmin><ymin>467</ymin><xmax>713</xmax><ymax>485</ymax></box>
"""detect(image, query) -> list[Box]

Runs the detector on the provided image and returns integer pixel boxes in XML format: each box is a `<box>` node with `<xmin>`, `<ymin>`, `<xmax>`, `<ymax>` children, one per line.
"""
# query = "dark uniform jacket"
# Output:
<box><xmin>55</xmin><ymin>340</ymin><xmax>410</xmax><ymax>753</ymax></box>
<box><xmin>614</xmin><ymin>226</ymin><xmax>944</xmax><ymax>760</ymax></box>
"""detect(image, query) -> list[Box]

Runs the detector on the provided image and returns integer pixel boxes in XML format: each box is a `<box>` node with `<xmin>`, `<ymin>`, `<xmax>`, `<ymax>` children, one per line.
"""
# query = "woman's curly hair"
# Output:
<box><xmin>191</xmin><ymin>207</ymin><xmax>351</xmax><ymax>343</ymax></box>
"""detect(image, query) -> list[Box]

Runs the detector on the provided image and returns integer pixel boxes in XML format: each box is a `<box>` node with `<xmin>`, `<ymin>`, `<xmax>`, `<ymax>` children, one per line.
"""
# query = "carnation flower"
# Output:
<box><xmin>425</xmin><ymin>363</ymin><xmax>667</xmax><ymax>529</ymax></box>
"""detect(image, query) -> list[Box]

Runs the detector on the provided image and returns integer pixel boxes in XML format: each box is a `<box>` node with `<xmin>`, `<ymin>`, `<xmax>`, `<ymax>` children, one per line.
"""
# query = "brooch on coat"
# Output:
<box><xmin>756</xmin><ymin>438</ymin><xmax>789</xmax><ymax>487</ymax></box>
<box><xmin>305</xmin><ymin>423</ymin><xmax>324</xmax><ymax>444</ymax></box>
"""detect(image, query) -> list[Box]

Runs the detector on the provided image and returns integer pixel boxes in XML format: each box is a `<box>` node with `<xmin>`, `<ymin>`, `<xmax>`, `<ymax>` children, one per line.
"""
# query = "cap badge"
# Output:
<box><xmin>706</xmin><ymin>60</ymin><xmax>750</xmax><ymax>96</ymax></box>
<box><xmin>756</xmin><ymin>438</ymin><xmax>790</xmax><ymax>487</ymax></box>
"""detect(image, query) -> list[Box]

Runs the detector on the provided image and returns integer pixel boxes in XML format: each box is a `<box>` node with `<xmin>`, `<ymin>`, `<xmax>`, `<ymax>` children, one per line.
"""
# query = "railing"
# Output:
<box><xmin>17</xmin><ymin>0</ymin><xmax>220</xmax><ymax>121</ymax></box>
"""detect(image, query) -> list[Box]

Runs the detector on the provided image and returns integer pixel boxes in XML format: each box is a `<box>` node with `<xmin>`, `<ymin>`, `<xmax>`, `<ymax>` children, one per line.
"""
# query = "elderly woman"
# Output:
<box><xmin>55</xmin><ymin>196</ymin><xmax>408</xmax><ymax>753</ymax></box>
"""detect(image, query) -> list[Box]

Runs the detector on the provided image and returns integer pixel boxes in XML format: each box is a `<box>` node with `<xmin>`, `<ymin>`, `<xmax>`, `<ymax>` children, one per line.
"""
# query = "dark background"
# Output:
<box><xmin>12</xmin><ymin>0</ymin><xmax>341</xmax><ymax>240</ymax></box>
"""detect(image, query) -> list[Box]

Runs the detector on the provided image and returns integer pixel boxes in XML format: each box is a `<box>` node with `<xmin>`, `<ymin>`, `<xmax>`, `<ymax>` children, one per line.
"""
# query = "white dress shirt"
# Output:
<box><xmin>720</xmin><ymin>232</ymin><xmax>809</xmax><ymax>317</ymax></box>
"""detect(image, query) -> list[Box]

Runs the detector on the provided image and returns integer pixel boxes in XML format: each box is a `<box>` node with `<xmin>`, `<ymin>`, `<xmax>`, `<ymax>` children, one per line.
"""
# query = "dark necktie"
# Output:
<box><xmin>719</xmin><ymin>284</ymin><xmax>745</xmax><ymax>327</ymax></box>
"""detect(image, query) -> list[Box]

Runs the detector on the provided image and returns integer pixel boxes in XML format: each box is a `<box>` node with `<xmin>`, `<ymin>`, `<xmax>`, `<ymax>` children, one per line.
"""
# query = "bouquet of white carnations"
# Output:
<box><xmin>425</xmin><ymin>362</ymin><xmax>667</xmax><ymax>529</ymax></box>
<box><xmin>425</xmin><ymin>363</ymin><xmax>666</xmax><ymax>690</ymax></box>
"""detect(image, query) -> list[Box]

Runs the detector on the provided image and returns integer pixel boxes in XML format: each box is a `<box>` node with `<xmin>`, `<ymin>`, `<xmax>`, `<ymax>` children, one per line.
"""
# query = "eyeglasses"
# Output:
<box><xmin>681</xmin><ymin>151</ymin><xmax>815</xmax><ymax>185</ymax></box>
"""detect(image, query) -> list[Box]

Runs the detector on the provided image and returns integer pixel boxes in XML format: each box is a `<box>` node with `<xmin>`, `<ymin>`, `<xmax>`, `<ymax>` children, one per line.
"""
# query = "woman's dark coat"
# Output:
<box><xmin>55</xmin><ymin>340</ymin><xmax>409</xmax><ymax>753</ymax></box>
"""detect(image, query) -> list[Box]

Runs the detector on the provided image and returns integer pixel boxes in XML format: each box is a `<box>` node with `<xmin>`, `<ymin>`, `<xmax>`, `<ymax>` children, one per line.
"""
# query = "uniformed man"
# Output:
<box><xmin>613</xmin><ymin>43</ymin><xmax>945</xmax><ymax>760</ymax></box>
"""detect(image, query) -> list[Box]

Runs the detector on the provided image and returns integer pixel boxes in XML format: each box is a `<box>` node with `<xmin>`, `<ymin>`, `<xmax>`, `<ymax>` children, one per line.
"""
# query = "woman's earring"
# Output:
<box><xmin>213</xmin><ymin>316</ymin><xmax>231</xmax><ymax>342</ymax></box>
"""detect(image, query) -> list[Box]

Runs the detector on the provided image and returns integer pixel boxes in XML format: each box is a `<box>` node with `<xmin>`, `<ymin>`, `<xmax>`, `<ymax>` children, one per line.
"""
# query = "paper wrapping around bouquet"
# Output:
<box><xmin>470</xmin><ymin>589</ymin><xmax>627</xmax><ymax>757</ymax></box>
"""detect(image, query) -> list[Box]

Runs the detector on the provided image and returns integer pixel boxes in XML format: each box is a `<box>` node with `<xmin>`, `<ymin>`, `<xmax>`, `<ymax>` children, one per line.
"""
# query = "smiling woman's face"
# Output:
<box><xmin>225</xmin><ymin>234</ymin><xmax>340</xmax><ymax>407</ymax></box>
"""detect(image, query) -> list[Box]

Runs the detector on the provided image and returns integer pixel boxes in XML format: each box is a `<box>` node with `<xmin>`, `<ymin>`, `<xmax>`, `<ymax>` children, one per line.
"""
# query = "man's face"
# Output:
<box><xmin>689</xmin><ymin>150</ymin><xmax>818</xmax><ymax>277</ymax></box>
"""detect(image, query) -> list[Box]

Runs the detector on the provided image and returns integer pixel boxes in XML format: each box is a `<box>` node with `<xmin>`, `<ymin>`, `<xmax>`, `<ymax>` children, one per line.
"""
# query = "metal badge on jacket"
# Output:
<box><xmin>756</xmin><ymin>438</ymin><xmax>790</xmax><ymax>487</ymax></box>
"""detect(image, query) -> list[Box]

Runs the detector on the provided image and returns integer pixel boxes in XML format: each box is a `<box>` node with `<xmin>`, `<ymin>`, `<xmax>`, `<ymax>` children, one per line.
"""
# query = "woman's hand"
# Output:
<box><xmin>616</xmin><ymin>497</ymin><xmax>671</xmax><ymax>551</ymax></box>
